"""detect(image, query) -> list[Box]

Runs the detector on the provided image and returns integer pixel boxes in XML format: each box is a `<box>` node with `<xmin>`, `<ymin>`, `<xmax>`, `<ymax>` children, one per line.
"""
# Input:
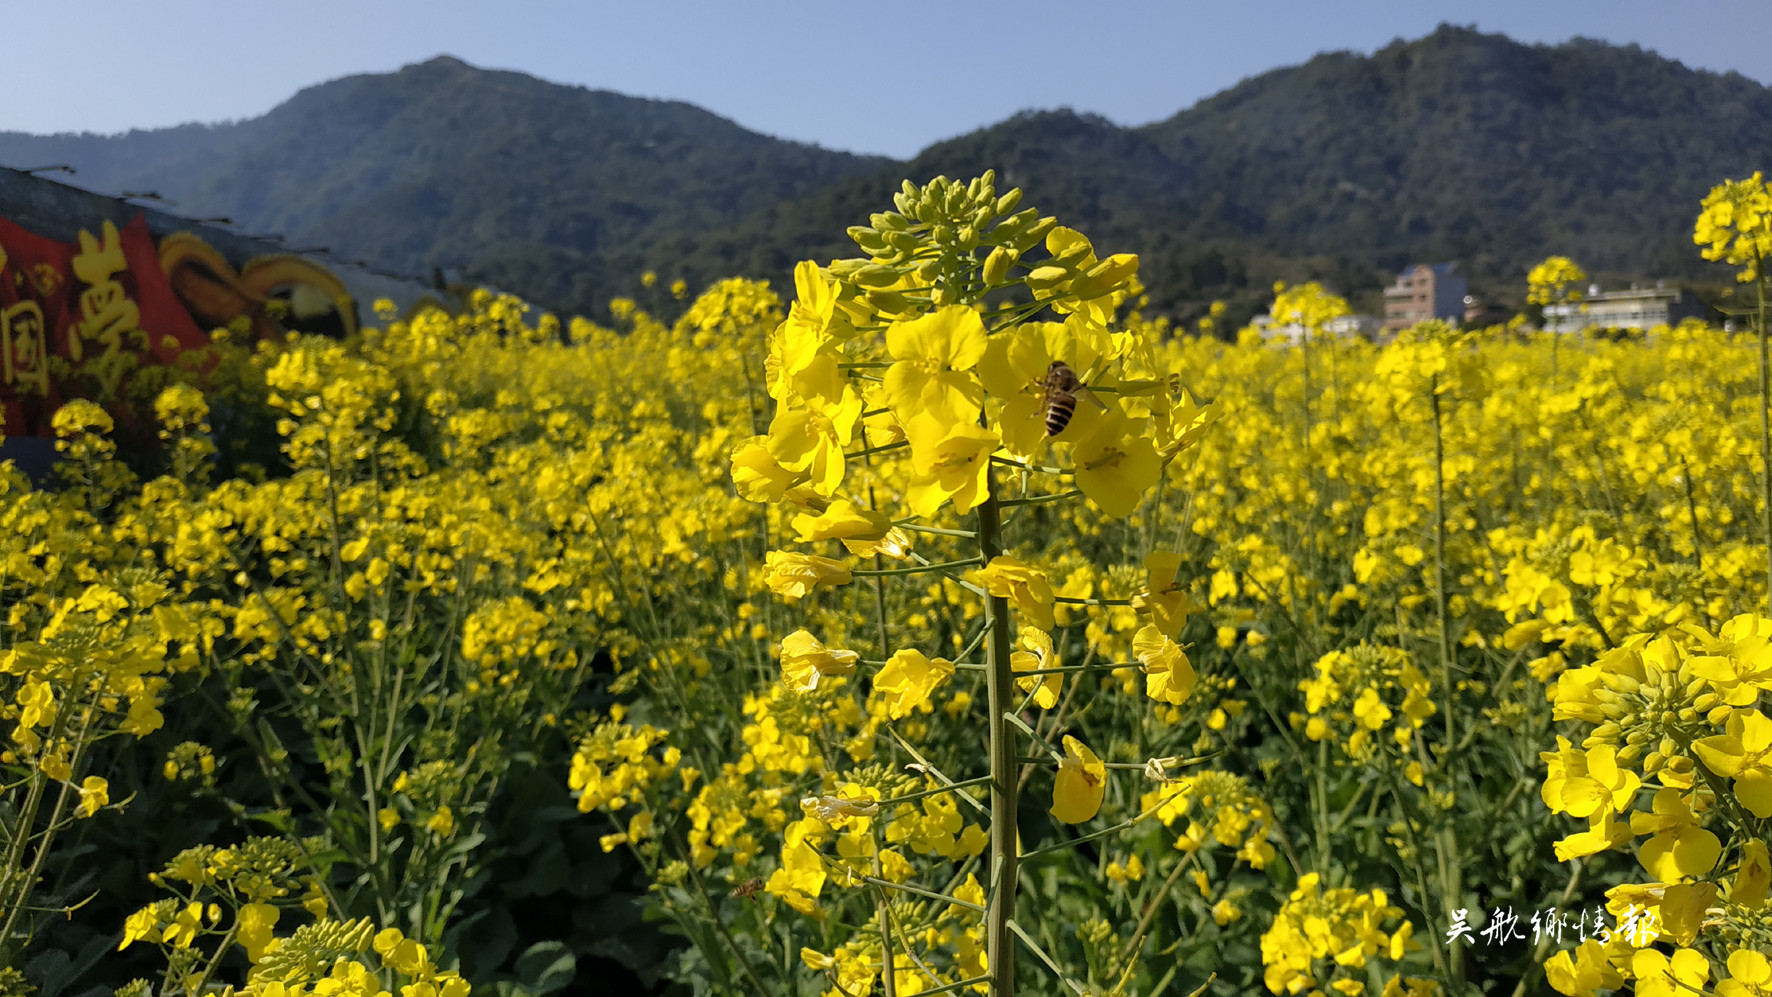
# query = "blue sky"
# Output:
<box><xmin>4</xmin><ymin>1</ymin><xmax>1768</xmax><ymax>158</ymax></box>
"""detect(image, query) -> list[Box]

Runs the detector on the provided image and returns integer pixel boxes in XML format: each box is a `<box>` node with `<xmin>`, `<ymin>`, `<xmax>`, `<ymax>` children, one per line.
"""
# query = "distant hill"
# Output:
<box><xmin>0</xmin><ymin>56</ymin><xmax>891</xmax><ymax>311</ymax></box>
<box><xmin>4</xmin><ymin>28</ymin><xmax>1769</xmax><ymax>326</ymax></box>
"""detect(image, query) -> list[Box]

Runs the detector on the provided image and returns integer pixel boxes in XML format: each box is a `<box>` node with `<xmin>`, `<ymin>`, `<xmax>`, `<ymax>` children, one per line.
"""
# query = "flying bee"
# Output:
<box><xmin>1041</xmin><ymin>360</ymin><xmax>1107</xmax><ymax>437</ymax></box>
<box><xmin>731</xmin><ymin>877</ymin><xmax>765</xmax><ymax>900</ymax></box>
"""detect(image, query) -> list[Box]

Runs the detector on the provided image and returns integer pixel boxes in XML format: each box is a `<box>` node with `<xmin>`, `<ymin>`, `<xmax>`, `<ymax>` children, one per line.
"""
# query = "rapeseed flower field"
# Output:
<box><xmin>5</xmin><ymin>171</ymin><xmax>1772</xmax><ymax>996</ymax></box>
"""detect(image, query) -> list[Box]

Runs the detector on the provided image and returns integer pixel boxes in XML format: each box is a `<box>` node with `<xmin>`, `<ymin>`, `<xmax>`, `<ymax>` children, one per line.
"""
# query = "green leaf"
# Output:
<box><xmin>514</xmin><ymin>940</ymin><xmax>576</xmax><ymax>994</ymax></box>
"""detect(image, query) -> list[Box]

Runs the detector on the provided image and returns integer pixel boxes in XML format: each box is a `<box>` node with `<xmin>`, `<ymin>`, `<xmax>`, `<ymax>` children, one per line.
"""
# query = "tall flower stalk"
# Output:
<box><xmin>1696</xmin><ymin>173</ymin><xmax>1772</xmax><ymax>610</ymax></box>
<box><xmin>727</xmin><ymin>173</ymin><xmax>1217</xmax><ymax>995</ymax></box>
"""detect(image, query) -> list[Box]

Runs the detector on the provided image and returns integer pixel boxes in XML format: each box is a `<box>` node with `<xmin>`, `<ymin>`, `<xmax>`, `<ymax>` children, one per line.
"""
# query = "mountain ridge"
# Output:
<box><xmin>2</xmin><ymin>28</ymin><xmax>1767</xmax><ymax>325</ymax></box>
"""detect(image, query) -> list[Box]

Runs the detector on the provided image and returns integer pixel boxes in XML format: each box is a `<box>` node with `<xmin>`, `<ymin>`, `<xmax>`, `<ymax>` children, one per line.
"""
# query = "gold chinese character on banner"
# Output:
<box><xmin>69</xmin><ymin>220</ymin><xmax>139</xmax><ymax>367</ymax></box>
<box><xmin>1</xmin><ymin>301</ymin><xmax>49</xmax><ymax>395</ymax></box>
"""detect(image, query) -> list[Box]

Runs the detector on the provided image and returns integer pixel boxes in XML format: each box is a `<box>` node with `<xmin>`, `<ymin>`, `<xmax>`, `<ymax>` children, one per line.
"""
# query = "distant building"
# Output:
<box><xmin>1254</xmin><ymin>313</ymin><xmax>1384</xmax><ymax>343</ymax></box>
<box><xmin>1384</xmin><ymin>263</ymin><xmax>1468</xmax><ymax>329</ymax></box>
<box><xmin>1542</xmin><ymin>282</ymin><xmax>1706</xmax><ymax>333</ymax></box>
<box><xmin>1326</xmin><ymin>314</ymin><xmax>1385</xmax><ymax>340</ymax></box>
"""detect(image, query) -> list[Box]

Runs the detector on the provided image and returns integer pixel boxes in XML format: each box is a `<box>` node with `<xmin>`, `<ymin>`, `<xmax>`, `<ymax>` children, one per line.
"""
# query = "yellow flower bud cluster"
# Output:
<box><xmin>1259</xmin><ymin>872</ymin><xmax>1422</xmax><ymax>996</ymax></box>
<box><xmin>1538</xmin><ymin>614</ymin><xmax>1772</xmax><ymax>993</ymax></box>
<box><xmin>568</xmin><ymin>720</ymin><xmax>679</xmax><ymax>817</ymax></box>
<box><xmin>1142</xmin><ymin>769</ymin><xmax>1276</xmax><ymax>867</ymax></box>
<box><xmin>1695</xmin><ymin>172</ymin><xmax>1772</xmax><ymax>283</ymax></box>
<box><xmin>1527</xmin><ymin>256</ymin><xmax>1589</xmax><ymax>306</ymax></box>
<box><xmin>1297</xmin><ymin>644</ymin><xmax>1436</xmax><ymax>768</ymax></box>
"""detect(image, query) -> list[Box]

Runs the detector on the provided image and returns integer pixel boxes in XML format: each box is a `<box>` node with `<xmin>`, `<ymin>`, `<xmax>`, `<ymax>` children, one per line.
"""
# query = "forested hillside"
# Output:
<box><xmin>4</xmin><ymin>26</ymin><xmax>1767</xmax><ymax>324</ymax></box>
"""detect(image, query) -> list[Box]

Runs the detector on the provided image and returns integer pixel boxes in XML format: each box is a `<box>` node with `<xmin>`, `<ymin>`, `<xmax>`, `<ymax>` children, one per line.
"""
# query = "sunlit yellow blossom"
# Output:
<box><xmin>237</xmin><ymin>902</ymin><xmax>279</xmax><ymax>962</ymax></box>
<box><xmin>1072</xmin><ymin>410</ymin><xmax>1161</xmax><ymax>517</ymax></box>
<box><xmin>1132</xmin><ymin>625</ymin><xmax>1196</xmax><ymax>705</ymax></box>
<box><xmin>883</xmin><ymin>305</ymin><xmax>987</xmax><ymax>433</ymax></box>
<box><xmin>1630</xmin><ymin>786</ymin><xmax>1721</xmax><ymax>880</ymax></box>
<box><xmin>1693</xmin><ymin>708</ymin><xmax>1772</xmax><ymax>817</ymax></box>
<box><xmin>1545</xmin><ymin>940</ymin><xmax>1624</xmax><ymax>996</ymax></box>
<box><xmin>873</xmin><ymin>649</ymin><xmax>955</xmax><ymax>719</ymax></box>
<box><xmin>779</xmin><ymin>629</ymin><xmax>860</xmax><ymax>693</ymax></box>
<box><xmin>970</xmin><ymin>556</ymin><xmax>1056</xmax><ymax>631</ymax></box>
<box><xmin>792</xmin><ymin>499</ymin><xmax>891</xmax><ymax>543</ymax></box>
<box><xmin>902</xmin><ymin>421</ymin><xmax>998</xmax><ymax>517</ymax></box>
<box><xmin>1633</xmin><ymin>947</ymin><xmax>1709</xmax><ymax>997</ymax></box>
<box><xmin>1050</xmin><ymin>735</ymin><xmax>1105</xmax><ymax>824</ymax></box>
<box><xmin>1130</xmin><ymin>550</ymin><xmax>1188</xmax><ymax>638</ymax></box>
<box><xmin>1733</xmin><ymin>839</ymin><xmax>1771</xmax><ymax>908</ymax></box>
<box><xmin>77</xmin><ymin>776</ymin><xmax>109</xmax><ymax>818</ymax></box>
<box><xmin>1721</xmin><ymin>949</ymin><xmax>1772</xmax><ymax>997</ymax></box>
<box><xmin>1010</xmin><ymin>625</ymin><xmax>1060</xmax><ymax>709</ymax></box>
<box><xmin>762</xmin><ymin>551</ymin><xmax>852</xmax><ymax>601</ymax></box>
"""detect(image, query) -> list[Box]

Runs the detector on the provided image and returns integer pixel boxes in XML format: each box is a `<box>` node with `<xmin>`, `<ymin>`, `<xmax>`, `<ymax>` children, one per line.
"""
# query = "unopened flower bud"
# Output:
<box><xmin>982</xmin><ymin>247</ymin><xmax>1016</xmax><ymax>287</ymax></box>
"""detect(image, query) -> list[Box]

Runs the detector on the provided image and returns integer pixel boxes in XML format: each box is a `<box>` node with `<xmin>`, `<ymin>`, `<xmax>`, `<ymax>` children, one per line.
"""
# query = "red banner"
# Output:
<box><xmin>0</xmin><ymin>213</ymin><xmax>209</xmax><ymax>438</ymax></box>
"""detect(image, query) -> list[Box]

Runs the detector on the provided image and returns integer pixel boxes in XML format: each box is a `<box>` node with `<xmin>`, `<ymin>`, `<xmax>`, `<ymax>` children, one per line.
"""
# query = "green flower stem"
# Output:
<box><xmin>872</xmin><ymin>824</ymin><xmax>897</xmax><ymax>997</ymax></box>
<box><xmin>1758</xmin><ymin>274</ymin><xmax>1772</xmax><ymax>614</ymax></box>
<box><xmin>873</xmin><ymin>776</ymin><xmax>995</xmax><ymax>809</ymax></box>
<box><xmin>839</xmin><ymin>362</ymin><xmax>896</xmax><ymax>369</ymax></box>
<box><xmin>1507</xmin><ymin>858</ymin><xmax>1585</xmax><ymax>997</ymax></box>
<box><xmin>1002</xmin><ymin>662</ymin><xmax>1137</xmax><ymax>677</ymax></box>
<box><xmin>846</xmin><ymin>440</ymin><xmax>910</xmax><ymax>459</ymax></box>
<box><xmin>953</xmin><ymin>618</ymin><xmax>995</xmax><ymax>663</ymax></box>
<box><xmin>885</xmin><ymin>725</ymin><xmax>988</xmax><ymax>817</ymax></box>
<box><xmin>908</xmin><ymin>552</ymin><xmax>991</xmax><ymax>597</ymax></box>
<box><xmin>900</xmin><ymin>975</ymin><xmax>995</xmax><ymax>996</ymax></box>
<box><xmin>977</xmin><ymin>467</ymin><xmax>1019</xmax><ymax>997</ymax></box>
<box><xmin>1376</xmin><ymin>762</ymin><xmax>1451</xmax><ymax>980</ymax></box>
<box><xmin>892</xmin><ymin>521</ymin><xmax>979</xmax><ymax>538</ymax></box>
<box><xmin>1001</xmin><ymin>710</ymin><xmax>1064</xmax><ymax>760</ymax></box>
<box><xmin>1052</xmin><ymin>596</ymin><xmax>1134</xmax><ymax>606</ymax></box>
<box><xmin>851</xmin><ymin>557</ymin><xmax>983</xmax><ymax>577</ymax></box>
<box><xmin>1000</xmin><ymin>490</ymin><xmax>1080</xmax><ymax>507</ymax></box>
<box><xmin>989</xmin><ymin>455</ymin><xmax>1069</xmax><ymax>475</ymax></box>
<box><xmin>1004</xmin><ymin>919</ymin><xmax>1087</xmax><ymax>996</ymax></box>
<box><xmin>679</xmin><ymin>843</ymin><xmax>776</xmax><ymax>995</ymax></box>
<box><xmin>877</xmin><ymin>890</ymin><xmax>950</xmax><ymax>990</ymax></box>
<box><xmin>847</xmin><ymin>871</ymin><xmax>984</xmax><ymax>913</ymax></box>
<box><xmin>1430</xmin><ymin>374</ymin><xmax>1455</xmax><ymax>753</ymax></box>
<box><xmin>1107</xmin><ymin>845</ymin><xmax>1201</xmax><ymax>985</ymax></box>
<box><xmin>1017</xmin><ymin>802</ymin><xmax>1166</xmax><ymax>862</ymax></box>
